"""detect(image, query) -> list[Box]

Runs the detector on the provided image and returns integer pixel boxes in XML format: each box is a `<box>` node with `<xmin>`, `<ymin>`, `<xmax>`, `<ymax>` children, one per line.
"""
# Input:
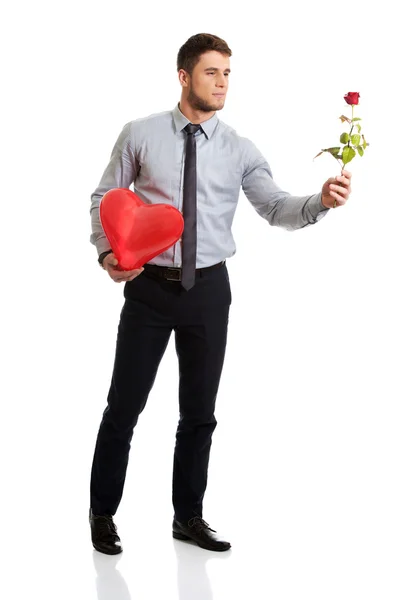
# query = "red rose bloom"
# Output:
<box><xmin>344</xmin><ymin>92</ymin><xmax>360</xmax><ymax>105</ymax></box>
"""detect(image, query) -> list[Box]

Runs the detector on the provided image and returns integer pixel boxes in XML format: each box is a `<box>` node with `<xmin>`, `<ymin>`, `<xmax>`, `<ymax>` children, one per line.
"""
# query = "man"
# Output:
<box><xmin>89</xmin><ymin>33</ymin><xmax>352</xmax><ymax>555</ymax></box>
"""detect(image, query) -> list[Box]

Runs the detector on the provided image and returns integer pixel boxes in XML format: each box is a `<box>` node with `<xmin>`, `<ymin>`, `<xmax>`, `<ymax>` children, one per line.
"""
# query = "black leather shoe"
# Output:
<box><xmin>173</xmin><ymin>516</ymin><xmax>231</xmax><ymax>552</ymax></box>
<box><xmin>89</xmin><ymin>509</ymin><xmax>123</xmax><ymax>555</ymax></box>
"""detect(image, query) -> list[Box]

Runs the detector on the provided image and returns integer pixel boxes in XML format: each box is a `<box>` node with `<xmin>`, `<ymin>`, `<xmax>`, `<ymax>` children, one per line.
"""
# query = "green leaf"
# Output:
<box><xmin>352</xmin><ymin>117</ymin><xmax>362</xmax><ymax>121</ymax></box>
<box><xmin>351</xmin><ymin>134</ymin><xmax>361</xmax><ymax>146</ymax></box>
<box><xmin>342</xmin><ymin>146</ymin><xmax>356</xmax><ymax>164</ymax></box>
<box><xmin>356</xmin><ymin>124</ymin><xmax>362</xmax><ymax>133</ymax></box>
<box><xmin>340</xmin><ymin>132</ymin><xmax>350</xmax><ymax>144</ymax></box>
<box><xmin>314</xmin><ymin>148</ymin><xmax>342</xmax><ymax>159</ymax></box>
<box><xmin>327</xmin><ymin>147</ymin><xmax>341</xmax><ymax>157</ymax></box>
<box><xmin>357</xmin><ymin>146</ymin><xmax>364</xmax><ymax>157</ymax></box>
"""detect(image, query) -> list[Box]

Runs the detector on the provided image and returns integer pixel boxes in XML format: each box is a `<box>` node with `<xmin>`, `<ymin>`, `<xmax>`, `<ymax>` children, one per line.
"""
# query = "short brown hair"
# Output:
<box><xmin>177</xmin><ymin>33</ymin><xmax>232</xmax><ymax>75</ymax></box>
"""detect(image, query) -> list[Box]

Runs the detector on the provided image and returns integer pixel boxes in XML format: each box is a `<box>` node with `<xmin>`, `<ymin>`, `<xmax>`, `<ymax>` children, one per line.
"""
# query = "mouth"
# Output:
<box><xmin>213</xmin><ymin>94</ymin><xmax>225</xmax><ymax>98</ymax></box>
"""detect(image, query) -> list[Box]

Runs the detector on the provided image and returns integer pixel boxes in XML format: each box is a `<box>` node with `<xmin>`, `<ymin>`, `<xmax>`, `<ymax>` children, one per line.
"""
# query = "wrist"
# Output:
<box><xmin>98</xmin><ymin>250</ymin><xmax>113</xmax><ymax>267</ymax></box>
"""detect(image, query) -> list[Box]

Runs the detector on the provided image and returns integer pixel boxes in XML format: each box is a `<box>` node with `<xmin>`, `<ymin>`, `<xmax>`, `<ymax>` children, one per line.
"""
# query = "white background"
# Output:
<box><xmin>2</xmin><ymin>0</ymin><xmax>400</xmax><ymax>598</ymax></box>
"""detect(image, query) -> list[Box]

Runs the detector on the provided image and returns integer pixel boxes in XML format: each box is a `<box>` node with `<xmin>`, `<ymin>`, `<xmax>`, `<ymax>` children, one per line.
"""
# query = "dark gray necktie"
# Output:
<box><xmin>181</xmin><ymin>123</ymin><xmax>202</xmax><ymax>291</ymax></box>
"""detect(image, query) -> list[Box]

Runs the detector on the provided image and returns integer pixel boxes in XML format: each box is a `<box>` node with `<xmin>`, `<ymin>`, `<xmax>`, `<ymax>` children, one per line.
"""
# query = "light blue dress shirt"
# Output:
<box><xmin>90</xmin><ymin>104</ymin><xmax>328</xmax><ymax>268</ymax></box>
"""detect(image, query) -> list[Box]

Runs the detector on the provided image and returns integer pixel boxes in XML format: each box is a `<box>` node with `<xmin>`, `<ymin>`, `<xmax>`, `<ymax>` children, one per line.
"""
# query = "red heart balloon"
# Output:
<box><xmin>100</xmin><ymin>188</ymin><xmax>184</xmax><ymax>271</ymax></box>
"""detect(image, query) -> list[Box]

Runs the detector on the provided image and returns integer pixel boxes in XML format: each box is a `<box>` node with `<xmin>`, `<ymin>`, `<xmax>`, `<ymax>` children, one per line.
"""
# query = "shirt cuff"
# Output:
<box><xmin>307</xmin><ymin>191</ymin><xmax>329</xmax><ymax>222</ymax></box>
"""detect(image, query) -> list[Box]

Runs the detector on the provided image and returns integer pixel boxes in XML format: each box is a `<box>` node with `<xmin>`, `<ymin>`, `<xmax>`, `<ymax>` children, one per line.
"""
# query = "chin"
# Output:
<box><xmin>209</xmin><ymin>100</ymin><xmax>225</xmax><ymax>111</ymax></box>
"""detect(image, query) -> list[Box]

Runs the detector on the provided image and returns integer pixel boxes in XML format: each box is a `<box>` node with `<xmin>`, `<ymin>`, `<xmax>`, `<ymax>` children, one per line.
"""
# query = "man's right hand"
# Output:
<box><xmin>103</xmin><ymin>253</ymin><xmax>144</xmax><ymax>283</ymax></box>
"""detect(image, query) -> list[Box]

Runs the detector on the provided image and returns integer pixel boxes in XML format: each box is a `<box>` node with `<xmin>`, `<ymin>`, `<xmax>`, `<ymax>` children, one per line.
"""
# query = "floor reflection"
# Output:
<box><xmin>92</xmin><ymin>538</ymin><xmax>232</xmax><ymax>600</ymax></box>
<box><xmin>173</xmin><ymin>539</ymin><xmax>232</xmax><ymax>600</ymax></box>
<box><xmin>92</xmin><ymin>551</ymin><xmax>131</xmax><ymax>600</ymax></box>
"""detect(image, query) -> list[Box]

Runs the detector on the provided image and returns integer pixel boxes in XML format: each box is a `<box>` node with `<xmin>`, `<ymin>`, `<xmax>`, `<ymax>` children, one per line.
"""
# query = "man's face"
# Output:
<box><xmin>184</xmin><ymin>51</ymin><xmax>230</xmax><ymax>113</ymax></box>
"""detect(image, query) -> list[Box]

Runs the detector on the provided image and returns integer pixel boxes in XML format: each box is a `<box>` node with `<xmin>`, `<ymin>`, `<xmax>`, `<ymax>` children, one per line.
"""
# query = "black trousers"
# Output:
<box><xmin>90</xmin><ymin>262</ymin><xmax>231</xmax><ymax>521</ymax></box>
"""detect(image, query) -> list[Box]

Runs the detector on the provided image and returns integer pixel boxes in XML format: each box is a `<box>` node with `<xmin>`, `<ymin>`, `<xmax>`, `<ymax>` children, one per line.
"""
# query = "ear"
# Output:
<box><xmin>178</xmin><ymin>69</ymin><xmax>190</xmax><ymax>88</ymax></box>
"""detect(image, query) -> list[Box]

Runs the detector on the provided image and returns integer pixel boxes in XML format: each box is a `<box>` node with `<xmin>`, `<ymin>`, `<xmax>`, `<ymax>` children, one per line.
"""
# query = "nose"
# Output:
<box><xmin>216</xmin><ymin>73</ymin><xmax>226</xmax><ymax>88</ymax></box>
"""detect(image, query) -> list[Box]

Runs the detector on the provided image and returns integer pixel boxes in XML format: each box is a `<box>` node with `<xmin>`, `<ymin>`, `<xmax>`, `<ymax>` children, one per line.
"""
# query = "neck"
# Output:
<box><xmin>178</xmin><ymin>99</ymin><xmax>216</xmax><ymax>125</ymax></box>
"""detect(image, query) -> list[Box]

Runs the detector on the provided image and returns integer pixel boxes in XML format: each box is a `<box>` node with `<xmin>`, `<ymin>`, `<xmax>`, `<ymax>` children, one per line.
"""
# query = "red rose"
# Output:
<box><xmin>344</xmin><ymin>92</ymin><xmax>360</xmax><ymax>105</ymax></box>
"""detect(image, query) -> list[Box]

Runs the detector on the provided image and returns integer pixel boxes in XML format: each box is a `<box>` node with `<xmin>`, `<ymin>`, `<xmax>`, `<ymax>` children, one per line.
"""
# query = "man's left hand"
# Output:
<box><xmin>321</xmin><ymin>169</ymin><xmax>352</xmax><ymax>209</ymax></box>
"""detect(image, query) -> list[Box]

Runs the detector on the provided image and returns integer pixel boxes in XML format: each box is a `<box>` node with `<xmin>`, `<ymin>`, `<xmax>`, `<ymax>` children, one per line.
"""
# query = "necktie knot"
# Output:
<box><xmin>184</xmin><ymin>123</ymin><xmax>202</xmax><ymax>136</ymax></box>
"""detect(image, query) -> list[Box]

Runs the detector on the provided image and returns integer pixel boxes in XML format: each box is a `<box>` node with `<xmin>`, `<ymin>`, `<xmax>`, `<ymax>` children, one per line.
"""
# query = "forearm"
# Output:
<box><xmin>261</xmin><ymin>190</ymin><xmax>328</xmax><ymax>231</ymax></box>
<box><xmin>242</xmin><ymin>156</ymin><xmax>329</xmax><ymax>231</ymax></box>
<box><xmin>90</xmin><ymin>200</ymin><xmax>112</xmax><ymax>255</ymax></box>
<box><xmin>89</xmin><ymin>121</ymin><xmax>138</xmax><ymax>256</ymax></box>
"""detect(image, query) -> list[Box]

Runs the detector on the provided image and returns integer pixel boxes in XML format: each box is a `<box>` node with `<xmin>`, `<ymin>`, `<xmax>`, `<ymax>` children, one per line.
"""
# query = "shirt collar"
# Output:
<box><xmin>172</xmin><ymin>103</ymin><xmax>219</xmax><ymax>140</ymax></box>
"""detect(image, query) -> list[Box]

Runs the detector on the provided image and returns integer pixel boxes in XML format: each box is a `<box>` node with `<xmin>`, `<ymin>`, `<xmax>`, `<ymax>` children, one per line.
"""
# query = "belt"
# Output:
<box><xmin>143</xmin><ymin>261</ymin><xmax>225</xmax><ymax>282</ymax></box>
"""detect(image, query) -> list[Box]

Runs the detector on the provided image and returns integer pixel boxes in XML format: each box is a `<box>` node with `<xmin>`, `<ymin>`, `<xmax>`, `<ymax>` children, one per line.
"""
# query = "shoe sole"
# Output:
<box><xmin>92</xmin><ymin>543</ymin><xmax>123</xmax><ymax>555</ymax></box>
<box><xmin>172</xmin><ymin>531</ymin><xmax>231</xmax><ymax>552</ymax></box>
